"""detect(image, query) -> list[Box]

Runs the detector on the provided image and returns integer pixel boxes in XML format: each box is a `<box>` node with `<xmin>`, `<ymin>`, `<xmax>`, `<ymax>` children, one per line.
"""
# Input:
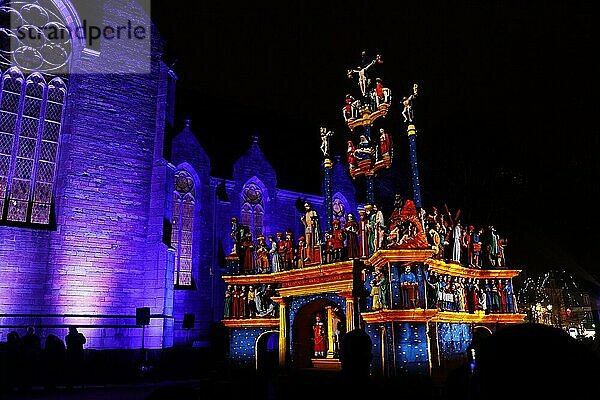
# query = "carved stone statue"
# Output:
<box><xmin>320</xmin><ymin>127</ymin><xmax>334</xmax><ymax>157</ymax></box>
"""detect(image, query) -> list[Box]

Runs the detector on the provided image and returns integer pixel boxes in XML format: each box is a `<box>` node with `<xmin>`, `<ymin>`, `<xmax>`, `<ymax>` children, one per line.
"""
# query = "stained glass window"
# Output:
<box><xmin>0</xmin><ymin>1</ymin><xmax>73</xmax><ymax>74</ymax></box>
<box><xmin>0</xmin><ymin>68</ymin><xmax>23</xmax><ymax>218</ymax></box>
<box><xmin>0</xmin><ymin>67</ymin><xmax>66</xmax><ymax>224</ymax></box>
<box><xmin>0</xmin><ymin>0</ymin><xmax>71</xmax><ymax>225</ymax></box>
<box><xmin>171</xmin><ymin>170</ymin><xmax>195</xmax><ymax>287</ymax></box>
<box><xmin>241</xmin><ymin>180</ymin><xmax>264</xmax><ymax>239</ymax></box>
<box><xmin>332</xmin><ymin>194</ymin><xmax>347</xmax><ymax>226</ymax></box>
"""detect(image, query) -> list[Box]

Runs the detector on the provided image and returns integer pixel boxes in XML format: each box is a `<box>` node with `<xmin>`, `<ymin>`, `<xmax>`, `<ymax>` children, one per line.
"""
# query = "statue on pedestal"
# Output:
<box><xmin>344</xmin><ymin>213</ymin><xmax>360</xmax><ymax>259</ymax></box>
<box><xmin>301</xmin><ymin>201</ymin><xmax>322</xmax><ymax>252</ymax></box>
<box><xmin>320</xmin><ymin>127</ymin><xmax>334</xmax><ymax>158</ymax></box>
<box><xmin>402</xmin><ymin>83</ymin><xmax>418</xmax><ymax>123</ymax></box>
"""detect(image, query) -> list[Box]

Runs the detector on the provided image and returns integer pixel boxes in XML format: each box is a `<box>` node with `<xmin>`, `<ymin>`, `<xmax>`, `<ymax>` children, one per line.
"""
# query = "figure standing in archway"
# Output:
<box><xmin>313</xmin><ymin>313</ymin><xmax>327</xmax><ymax>358</ymax></box>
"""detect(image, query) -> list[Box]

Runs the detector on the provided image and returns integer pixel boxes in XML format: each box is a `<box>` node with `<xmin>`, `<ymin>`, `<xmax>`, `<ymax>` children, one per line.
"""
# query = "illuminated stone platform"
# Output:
<box><xmin>311</xmin><ymin>358</ymin><xmax>341</xmax><ymax>370</ymax></box>
<box><xmin>426</xmin><ymin>258</ymin><xmax>522</xmax><ymax>279</ymax></box>
<box><xmin>221</xmin><ymin>318</ymin><xmax>279</xmax><ymax>328</ymax></box>
<box><xmin>222</xmin><ymin>250</ymin><xmax>524</xmax><ymax>375</ymax></box>
<box><xmin>367</xmin><ymin>249</ymin><xmax>436</xmax><ymax>268</ymax></box>
<box><xmin>223</xmin><ymin>260</ymin><xmax>360</xmax><ymax>297</ymax></box>
<box><xmin>347</xmin><ymin>104</ymin><xmax>390</xmax><ymax>130</ymax></box>
<box><xmin>361</xmin><ymin>309</ymin><xmax>526</xmax><ymax>324</ymax></box>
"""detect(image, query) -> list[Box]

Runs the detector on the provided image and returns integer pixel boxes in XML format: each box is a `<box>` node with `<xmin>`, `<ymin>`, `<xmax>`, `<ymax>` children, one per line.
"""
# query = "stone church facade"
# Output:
<box><xmin>0</xmin><ymin>0</ymin><xmax>355</xmax><ymax>348</ymax></box>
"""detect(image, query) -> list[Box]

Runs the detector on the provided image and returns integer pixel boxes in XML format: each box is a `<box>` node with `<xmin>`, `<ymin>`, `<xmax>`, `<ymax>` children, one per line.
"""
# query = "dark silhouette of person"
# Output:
<box><xmin>21</xmin><ymin>326</ymin><xmax>42</xmax><ymax>390</ymax></box>
<box><xmin>471</xmin><ymin>323</ymin><xmax>600</xmax><ymax>399</ymax></box>
<box><xmin>43</xmin><ymin>334</ymin><xmax>66</xmax><ymax>390</ymax></box>
<box><xmin>23</xmin><ymin>327</ymin><xmax>41</xmax><ymax>351</ymax></box>
<box><xmin>442</xmin><ymin>326</ymin><xmax>492</xmax><ymax>400</ymax></box>
<box><xmin>339</xmin><ymin>328</ymin><xmax>373</xmax><ymax>379</ymax></box>
<box><xmin>65</xmin><ymin>326</ymin><xmax>86</xmax><ymax>388</ymax></box>
<box><xmin>145</xmin><ymin>383</ymin><xmax>198</xmax><ymax>400</ymax></box>
<box><xmin>3</xmin><ymin>331</ymin><xmax>24</xmax><ymax>391</ymax></box>
<box><xmin>338</xmin><ymin>328</ymin><xmax>438</xmax><ymax>399</ymax></box>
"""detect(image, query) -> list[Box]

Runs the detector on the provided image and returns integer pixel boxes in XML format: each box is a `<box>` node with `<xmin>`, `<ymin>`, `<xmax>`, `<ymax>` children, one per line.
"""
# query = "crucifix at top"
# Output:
<box><xmin>347</xmin><ymin>51</ymin><xmax>383</xmax><ymax>98</ymax></box>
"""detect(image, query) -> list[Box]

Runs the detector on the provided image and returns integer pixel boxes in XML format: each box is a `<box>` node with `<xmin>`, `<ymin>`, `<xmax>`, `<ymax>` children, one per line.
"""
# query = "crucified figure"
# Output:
<box><xmin>347</xmin><ymin>53</ymin><xmax>382</xmax><ymax>98</ymax></box>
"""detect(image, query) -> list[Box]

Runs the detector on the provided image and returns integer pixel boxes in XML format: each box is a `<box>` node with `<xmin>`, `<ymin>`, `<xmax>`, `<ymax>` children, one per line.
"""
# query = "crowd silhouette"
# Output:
<box><xmin>1</xmin><ymin>322</ymin><xmax>597</xmax><ymax>399</ymax></box>
<box><xmin>0</xmin><ymin>326</ymin><xmax>86</xmax><ymax>393</ymax></box>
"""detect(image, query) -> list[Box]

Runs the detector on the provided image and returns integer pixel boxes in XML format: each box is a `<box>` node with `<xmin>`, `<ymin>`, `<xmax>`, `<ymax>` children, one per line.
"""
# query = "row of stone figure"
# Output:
<box><xmin>227</xmin><ymin>203</ymin><xmax>399</xmax><ymax>276</ymax></box>
<box><xmin>227</xmin><ymin>230</ymin><xmax>314</xmax><ymax>275</ymax></box>
<box><xmin>227</xmin><ymin>199</ymin><xmax>512</xmax><ymax>276</ymax></box>
<box><xmin>423</xmin><ymin>207</ymin><xmax>507</xmax><ymax>269</ymax></box>
<box><xmin>427</xmin><ymin>274</ymin><xmax>517</xmax><ymax>314</ymax></box>
<box><xmin>223</xmin><ymin>284</ymin><xmax>279</xmax><ymax>319</ymax></box>
<box><xmin>369</xmin><ymin>266</ymin><xmax>516</xmax><ymax>314</ymax></box>
<box><xmin>227</xmin><ymin>215</ymin><xmax>376</xmax><ymax>275</ymax></box>
<box><xmin>342</xmin><ymin>81</ymin><xmax>392</xmax><ymax>122</ymax></box>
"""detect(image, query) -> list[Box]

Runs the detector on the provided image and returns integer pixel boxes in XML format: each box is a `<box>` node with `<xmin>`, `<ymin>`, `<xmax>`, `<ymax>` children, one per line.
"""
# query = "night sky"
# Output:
<box><xmin>151</xmin><ymin>2</ymin><xmax>597</xmax><ymax>283</ymax></box>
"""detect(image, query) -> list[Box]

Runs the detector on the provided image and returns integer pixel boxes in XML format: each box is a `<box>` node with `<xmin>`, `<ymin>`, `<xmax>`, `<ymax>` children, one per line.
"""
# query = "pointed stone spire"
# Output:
<box><xmin>172</xmin><ymin>119</ymin><xmax>210</xmax><ymax>176</ymax></box>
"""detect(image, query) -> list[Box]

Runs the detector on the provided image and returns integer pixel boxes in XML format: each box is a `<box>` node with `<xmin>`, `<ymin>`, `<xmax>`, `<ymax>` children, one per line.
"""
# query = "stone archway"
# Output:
<box><xmin>255</xmin><ymin>330</ymin><xmax>279</xmax><ymax>373</ymax></box>
<box><xmin>291</xmin><ymin>298</ymin><xmax>345</xmax><ymax>368</ymax></box>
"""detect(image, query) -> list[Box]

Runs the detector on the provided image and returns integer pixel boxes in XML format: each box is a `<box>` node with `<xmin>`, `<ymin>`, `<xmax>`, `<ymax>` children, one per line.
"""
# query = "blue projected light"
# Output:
<box><xmin>230</xmin><ymin>327</ymin><xmax>272</xmax><ymax>366</ymax></box>
<box><xmin>408</xmin><ymin>133</ymin><xmax>422</xmax><ymax>208</ymax></box>
<box><xmin>266</xmin><ymin>332</ymin><xmax>278</xmax><ymax>352</ymax></box>
<box><xmin>395</xmin><ymin>322</ymin><xmax>428</xmax><ymax>375</ymax></box>
<box><xmin>438</xmin><ymin>323</ymin><xmax>472</xmax><ymax>361</ymax></box>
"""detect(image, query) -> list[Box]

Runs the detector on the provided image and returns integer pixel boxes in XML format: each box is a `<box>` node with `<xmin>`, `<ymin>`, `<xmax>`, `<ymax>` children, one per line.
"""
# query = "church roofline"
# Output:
<box><xmin>276</xmin><ymin>188</ymin><xmax>323</xmax><ymax>203</ymax></box>
<box><xmin>205</xmin><ymin>176</ymin><xmax>324</xmax><ymax>202</ymax></box>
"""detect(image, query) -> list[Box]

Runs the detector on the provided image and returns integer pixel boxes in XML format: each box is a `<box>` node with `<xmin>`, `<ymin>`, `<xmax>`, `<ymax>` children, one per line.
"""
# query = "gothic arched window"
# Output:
<box><xmin>171</xmin><ymin>170</ymin><xmax>195</xmax><ymax>287</ymax></box>
<box><xmin>0</xmin><ymin>0</ymin><xmax>71</xmax><ymax>225</ymax></box>
<box><xmin>332</xmin><ymin>194</ymin><xmax>348</xmax><ymax>226</ymax></box>
<box><xmin>241</xmin><ymin>180</ymin><xmax>264</xmax><ymax>239</ymax></box>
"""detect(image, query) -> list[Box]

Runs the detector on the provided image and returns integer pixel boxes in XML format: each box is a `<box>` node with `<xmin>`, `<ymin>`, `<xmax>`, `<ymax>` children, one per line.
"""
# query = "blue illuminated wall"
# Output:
<box><xmin>0</xmin><ymin>0</ymin><xmax>175</xmax><ymax>349</ymax></box>
<box><xmin>394</xmin><ymin>322</ymin><xmax>429</xmax><ymax>374</ymax></box>
<box><xmin>229</xmin><ymin>327</ymin><xmax>276</xmax><ymax>367</ymax></box>
<box><xmin>363</xmin><ymin>270</ymin><xmax>375</xmax><ymax>310</ymax></box>
<box><xmin>390</xmin><ymin>266</ymin><xmax>402</xmax><ymax>308</ymax></box>
<box><xmin>366</xmin><ymin>322</ymin><xmax>429</xmax><ymax>376</ymax></box>
<box><xmin>170</xmin><ymin>124</ymin><xmax>212</xmax><ymax>347</ymax></box>
<box><xmin>0</xmin><ymin>1</ymin><xmax>356</xmax><ymax>351</ymax></box>
<box><xmin>437</xmin><ymin>323</ymin><xmax>472</xmax><ymax>362</ymax></box>
<box><xmin>366</xmin><ymin>323</ymin><xmax>383</xmax><ymax>375</ymax></box>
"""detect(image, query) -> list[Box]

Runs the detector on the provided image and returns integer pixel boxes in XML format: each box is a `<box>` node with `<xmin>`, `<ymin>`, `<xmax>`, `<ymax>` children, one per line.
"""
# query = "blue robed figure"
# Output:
<box><xmin>400</xmin><ymin>265</ymin><xmax>417</xmax><ymax>308</ymax></box>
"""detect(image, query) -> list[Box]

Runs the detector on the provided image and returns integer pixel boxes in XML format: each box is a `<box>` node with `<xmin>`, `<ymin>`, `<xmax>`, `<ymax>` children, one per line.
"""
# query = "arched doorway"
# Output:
<box><xmin>256</xmin><ymin>330</ymin><xmax>279</xmax><ymax>373</ymax></box>
<box><xmin>291</xmin><ymin>299</ymin><xmax>345</xmax><ymax>368</ymax></box>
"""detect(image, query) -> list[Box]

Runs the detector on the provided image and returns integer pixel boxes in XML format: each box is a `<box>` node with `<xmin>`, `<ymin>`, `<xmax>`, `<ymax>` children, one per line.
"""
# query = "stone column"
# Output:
<box><xmin>325</xmin><ymin>306</ymin><xmax>335</xmax><ymax>358</ymax></box>
<box><xmin>341</xmin><ymin>291</ymin><xmax>356</xmax><ymax>332</ymax></box>
<box><xmin>272</xmin><ymin>296</ymin><xmax>288</xmax><ymax>368</ymax></box>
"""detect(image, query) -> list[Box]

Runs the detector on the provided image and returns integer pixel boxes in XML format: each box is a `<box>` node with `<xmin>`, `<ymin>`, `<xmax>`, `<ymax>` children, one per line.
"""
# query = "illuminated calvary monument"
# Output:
<box><xmin>220</xmin><ymin>51</ymin><xmax>526</xmax><ymax>376</ymax></box>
